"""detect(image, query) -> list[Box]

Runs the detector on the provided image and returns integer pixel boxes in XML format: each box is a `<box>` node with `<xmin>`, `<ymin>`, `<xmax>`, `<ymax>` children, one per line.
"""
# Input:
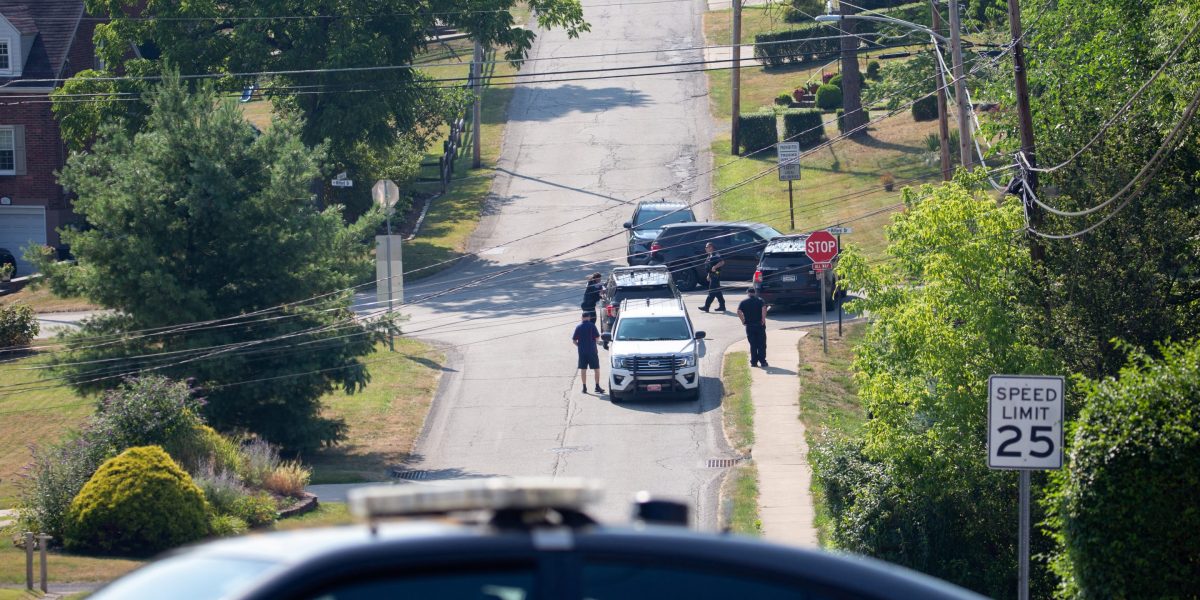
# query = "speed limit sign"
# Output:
<box><xmin>987</xmin><ymin>375</ymin><xmax>1064</xmax><ymax>470</ymax></box>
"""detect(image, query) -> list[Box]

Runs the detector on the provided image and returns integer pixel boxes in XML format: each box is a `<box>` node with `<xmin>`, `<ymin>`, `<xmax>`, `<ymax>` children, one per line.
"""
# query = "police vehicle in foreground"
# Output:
<box><xmin>86</xmin><ymin>478</ymin><xmax>985</xmax><ymax>600</ymax></box>
<box><xmin>602</xmin><ymin>296</ymin><xmax>704</xmax><ymax>402</ymax></box>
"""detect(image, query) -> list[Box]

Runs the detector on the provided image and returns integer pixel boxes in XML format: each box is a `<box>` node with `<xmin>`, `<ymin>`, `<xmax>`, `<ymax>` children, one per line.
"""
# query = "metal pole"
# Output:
<box><xmin>38</xmin><ymin>534</ymin><xmax>50</xmax><ymax>593</ymax></box>
<box><xmin>24</xmin><ymin>532</ymin><xmax>33</xmax><ymax>591</ymax></box>
<box><xmin>948</xmin><ymin>0</ymin><xmax>972</xmax><ymax>169</ymax></box>
<box><xmin>385</xmin><ymin>208</ymin><xmax>395</xmax><ymax>352</ymax></box>
<box><xmin>472</xmin><ymin>40</ymin><xmax>483</xmax><ymax>169</ymax></box>
<box><xmin>788</xmin><ymin>180</ymin><xmax>795</xmax><ymax>230</ymax></box>
<box><xmin>836</xmin><ymin>233</ymin><xmax>843</xmax><ymax>336</ymax></box>
<box><xmin>820</xmin><ymin>274</ymin><xmax>828</xmax><ymax>354</ymax></box>
<box><xmin>731</xmin><ymin>0</ymin><xmax>742</xmax><ymax>154</ymax></box>
<box><xmin>1007</xmin><ymin>0</ymin><xmax>1043</xmax><ymax>264</ymax></box>
<box><xmin>1019</xmin><ymin>470</ymin><xmax>1030</xmax><ymax>600</ymax></box>
<box><xmin>931</xmin><ymin>0</ymin><xmax>952</xmax><ymax>180</ymax></box>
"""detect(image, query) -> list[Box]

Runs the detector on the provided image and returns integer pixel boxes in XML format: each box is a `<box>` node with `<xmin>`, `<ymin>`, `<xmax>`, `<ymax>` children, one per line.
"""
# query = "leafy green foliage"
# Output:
<box><xmin>233</xmin><ymin>492</ymin><xmax>280</xmax><ymax>528</ymax></box>
<box><xmin>783</xmin><ymin>109</ymin><xmax>826</xmax><ymax>148</ymax></box>
<box><xmin>828</xmin><ymin>73</ymin><xmax>843</xmax><ymax>89</ymax></box>
<box><xmin>738</xmin><ymin>113</ymin><xmax>779</xmax><ymax>154</ymax></box>
<box><xmin>753</xmin><ymin>24</ymin><xmax>844</xmax><ymax>67</ymax></box>
<box><xmin>1045</xmin><ymin>339</ymin><xmax>1200</xmax><ymax>598</ymax></box>
<box><xmin>65</xmin><ymin>446</ymin><xmax>210</xmax><ymax>556</ymax></box>
<box><xmin>866</xmin><ymin>60</ymin><xmax>881</xmax><ymax>80</ymax></box>
<box><xmin>48</xmin><ymin>76</ymin><xmax>389</xmax><ymax>451</ymax></box>
<box><xmin>911</xmin><ymin>93</ymin><xmax>939</xmax><ymax>121</ymax></box>
<box><xmin>0</xmin><ymin>304</ymin><xmax>38</xmax><ymax>347</ymax></box>
<box><xmin>775</xmin><ymin>92</ymin><xmax>794</xmax><ymax>106</ymax></box>
<box><xmin>819</xmin><ymin>176</ymin><xmax>1060</xmax><ymax>597</ymax></box>
<box><xmin>209</xmin><ymin>514</ymin><xmax>249</xmax><ymax>537</ymax></box>
<box><xmin>815</xmin><ymin>84</ymin><xmax>843</xmax><ymax>110</ymax></box>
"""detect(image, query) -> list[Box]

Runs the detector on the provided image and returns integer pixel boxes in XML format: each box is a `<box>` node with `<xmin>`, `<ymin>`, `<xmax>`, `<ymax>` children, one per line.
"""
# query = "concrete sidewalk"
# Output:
<box><xmin>726</xmin><ymin>329</ymin><xmax>818</xmax><ymax>547</ymax></box>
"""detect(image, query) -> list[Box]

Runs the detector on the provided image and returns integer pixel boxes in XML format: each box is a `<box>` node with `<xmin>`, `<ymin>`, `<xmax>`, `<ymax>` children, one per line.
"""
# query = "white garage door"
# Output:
<box><xmin>0</xmin><ymin>205</ymin><xmax>47</xmax><ymax>277</ymax></box>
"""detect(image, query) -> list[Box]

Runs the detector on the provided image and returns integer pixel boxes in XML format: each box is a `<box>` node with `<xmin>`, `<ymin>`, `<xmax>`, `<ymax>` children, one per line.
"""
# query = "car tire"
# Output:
<box><xmin>610</xmin><ymin>390</ymin><xmax>625</xmax><ymax>404</ymax></box>
<box><xmin>683</xmin><ymin>387</ymin><xmax>701</xmax><ymax>402</ymax></box>
<box><xmin>673</xmin><ymin>267</ymin><xmax>700</xmax><ymax>291</ymax></box>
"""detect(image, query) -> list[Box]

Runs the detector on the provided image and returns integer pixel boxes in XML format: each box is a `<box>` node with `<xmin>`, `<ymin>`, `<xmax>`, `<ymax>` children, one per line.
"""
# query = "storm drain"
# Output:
<box><xmin>391</xmin><ymin>469</ymin><xmax>429</xmax><ymax>481</ymax></box>
<box><xmin>706</xmin><ymin>458</ymin><xmax>741</xmax><ymax>468</ymax></box>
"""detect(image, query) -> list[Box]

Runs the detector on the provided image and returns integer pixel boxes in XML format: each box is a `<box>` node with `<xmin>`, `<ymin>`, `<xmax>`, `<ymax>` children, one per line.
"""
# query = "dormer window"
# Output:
<box><xmin>0</xmin><ymin>39</ymin><xmax>11</xmax><ymax>74</ymax></box>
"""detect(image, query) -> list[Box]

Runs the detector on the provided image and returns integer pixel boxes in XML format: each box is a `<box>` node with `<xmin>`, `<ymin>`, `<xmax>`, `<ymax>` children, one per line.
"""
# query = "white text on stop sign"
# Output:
<box><xmin>807</xmin><ymin>240</ymin><xmax>836</xmax><ymax>253</ymax></box>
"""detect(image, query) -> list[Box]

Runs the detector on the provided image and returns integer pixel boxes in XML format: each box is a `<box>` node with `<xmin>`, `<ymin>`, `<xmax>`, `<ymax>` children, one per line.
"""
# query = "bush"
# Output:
<box><xmin>18</xmin><ymin>434</ymin><xmax>110</xmax><ymax>538</ymax></box>
<box><xmin>64</xmin><ymin>446</ymin><xmax>210</xmax><ymax>556</ymax></box>
<box><xmin>836</xmin><ymin>108</ymin><xmax>870</xmax><ymax>133</ymax></box>
<box><xmin>815</xmin><ymin>84</ymin><xmax>842</xmax><ymax>111</ymax></box>
<box><xmin>911</xmin><ymin>93</ymin><xmax>939</xmax><ymax>121</ymax></box>
<box><xmin>1046</xmin><ymin>339</ymin><xmax>1200</xmax><ymax>598</ymax></box>
<box><xmin>782</xmin><ymin>109</ymin><xmax>826</xmax><ymax>149</ymax></box>
<box><xmin>0</xmin><ymin>304</ymin><xmax>39</xmax><ymax>348</ymax></box>
<box><xmin>233</xmin><ymin>492</ymin><xmax>279</xmax><ymax>527</ymax></box>
<box><xmin>92</xmin><ymin>376</ymin><xmax>204</xmax><ymax>457</ymax></box>
<box><xmin>828</xmin><ymin>73</ymin><xmax>843</xmax><ymax>89</ymax></box>
<box><xmin>194</xmin><ymin>464</ymin><xmax>250</xmax><ymax>516</ymax></box>
<box><xmin>753</xmin><ymin>24</ymin><xmax>844</xmax><ymax>68</ymax></box>
<box><xmin>209</xmin><ymin>514</ymin><xmax>248</xmax><ymax>537</ymax></box>
<box><xmin>774</xmin><ymin>92</ymin><xmax>793</xmax><ymax>106</ymax></box>
<box><xmin>169</xmin><ymin>424</ymin><xmax>245</xmax><ymax>476</ymax></box>
<box><xmin>737</xmin><ymin>113</ymin><xmax>778</xmax><ymax>154</ymax></box>
<box><xmin>866</xmin><ymin>60</ymin><xmax>881</xmax><ymax>80</ymax></box>
<box><xmin>264</xmin><ymin>461</ymin><xmax>312</xmax><ymax>498</ymax></box>
<box><xmin>238</xmin><ymin>438</ymin><xmax>281</xmax><ymax>488</ymax></box>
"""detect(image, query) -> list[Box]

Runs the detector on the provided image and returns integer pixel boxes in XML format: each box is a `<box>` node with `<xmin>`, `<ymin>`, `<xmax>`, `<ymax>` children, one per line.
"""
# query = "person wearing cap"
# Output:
<box><xmin>738</xmin><ymin>286</ymin><xmax>768</xmax><ymax>368</ymax></box>
<box><xmin>572</xmin><ymin>312</ymin><xmax>605</xmax><ymax>394</ymax></box>
<box><xmin>698</xmin><ymin>242</ymin><xmax>726</xmax><ymax>312</ymax></box>
<box><xmin>581</xmin><ymin>272</ymin><xmax>604</xmax><ymax>322</ymax></box>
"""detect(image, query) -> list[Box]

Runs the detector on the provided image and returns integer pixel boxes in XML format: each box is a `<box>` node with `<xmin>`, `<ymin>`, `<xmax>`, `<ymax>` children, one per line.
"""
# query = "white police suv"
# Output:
<box><xmin>602</xmin><ymin>297</ymin><xmax>704</xmax><ymax>402</ymax></box>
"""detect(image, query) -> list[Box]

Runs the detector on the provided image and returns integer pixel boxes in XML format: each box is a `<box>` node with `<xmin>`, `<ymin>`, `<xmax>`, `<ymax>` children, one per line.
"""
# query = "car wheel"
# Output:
<box><xmin>683</xmin><ymin>387</ymin><xmax>701</xmax><ymax>402</ymax></box>
<box><xmin>673</xmin><ymin>268</ymin><xmax>699</xmax><ymax>291</ymax></box>
<box><xmin>610</xmin><ymin>390</ymin><xmax>624</xmax><ymax>404</ymax></box>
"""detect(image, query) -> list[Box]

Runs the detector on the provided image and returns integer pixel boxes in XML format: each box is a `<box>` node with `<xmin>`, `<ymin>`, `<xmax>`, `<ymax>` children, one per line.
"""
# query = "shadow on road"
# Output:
<box><xmin>510</xmin><ymin>84</ymin><xmax>653</xmax><ymax>122</ymax></box>
<box><xmin>608</xmin><ymin>375</ymin><xmax>722</xmax><ymax>415</ymax></box>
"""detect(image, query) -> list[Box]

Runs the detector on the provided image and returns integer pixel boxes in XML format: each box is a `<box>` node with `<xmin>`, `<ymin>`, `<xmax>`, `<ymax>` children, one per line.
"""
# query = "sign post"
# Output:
<box><xmin>373</xmin><ymin>179</ymin><xmax>402</xmax><ymax>351</ymax></box>
<box><xmin>988</xmin><ymin>375</ymin><xmax>1065</xmax><ymax>600</ymax></box>
<box><xmin>827</xmin><ymin>226</ymin><xmax>851</xmax><ymax>336</ymax></box>
<box><xmin>805</xmin><ymin>230</ymin><xmax>838</xmax><ymax>354</ymax></box>
<box><xmin>777</xmin><ymin>142</ymin><xmax>801</xmax><ymax>230</ymax></box>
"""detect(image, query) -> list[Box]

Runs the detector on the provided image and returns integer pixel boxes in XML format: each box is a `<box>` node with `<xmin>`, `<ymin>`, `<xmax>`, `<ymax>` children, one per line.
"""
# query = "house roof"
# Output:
<box><xmin>0</xmin><ymin>0</ymin><xmax>87</xmax><ymax>89</ymax></box>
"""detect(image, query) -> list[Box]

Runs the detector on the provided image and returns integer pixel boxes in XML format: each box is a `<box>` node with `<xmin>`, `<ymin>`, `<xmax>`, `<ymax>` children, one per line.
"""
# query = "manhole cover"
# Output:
<box><xmin>391</xmin><ymin>469</ymin><xmax>428</xmax><ymax>481</ymax></box>
<box><xmin>707</xmin><ymin>458</ymin><xmax>740</xmax><ymax>468</ymax></box>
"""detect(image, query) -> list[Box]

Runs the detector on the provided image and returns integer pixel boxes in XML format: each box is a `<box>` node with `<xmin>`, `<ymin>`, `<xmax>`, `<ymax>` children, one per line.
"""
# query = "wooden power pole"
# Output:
<box><xmin>1008</xmin><ymin>0</ymin><xmax>1042</xmax><ymax>265</ymax></box>
<box><xmin>731</xmin><ymin>0</ymin><xmax>742</xmax><ymax>154</ymax></box>
<box><xmin>948</xmin><ymin>0</ymin><xmax>973</xmax><ymax>169</ymax></box>
<box><xmin>931</xmin><ymin>0</ymin><xmax>952</xmax><ymax>180</ymax></box>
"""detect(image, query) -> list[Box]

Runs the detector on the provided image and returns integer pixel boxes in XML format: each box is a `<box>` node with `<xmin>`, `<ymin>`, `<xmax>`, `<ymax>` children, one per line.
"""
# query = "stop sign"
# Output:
<box><xmin>805</xmin><ymin>230</ymin><xmax>839</xmax><ymax>262</ymax></box>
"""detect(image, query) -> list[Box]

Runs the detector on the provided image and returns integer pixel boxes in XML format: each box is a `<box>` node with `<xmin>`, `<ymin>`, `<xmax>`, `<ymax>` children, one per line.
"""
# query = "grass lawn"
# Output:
<box><xmin>719</xmin><ymin>351</ymin><xmax>760</xmax><ymax>536</ymax></box>
<box><xmin>307</xmin><ymin>341</ymin><xmax>444</xmax><ymax>484</ymax></box>
<box><xmin>273</xmin><ymin>501</ymin><xmax>355</xmax><ymax>531</ymax></box>
<box><xmin>795</xmin><ymin>320</ymin><xmax>868</xmax><ymax>546</ymax></box>
<box><xmin>0</xmin><ymin>286</ymin><xmax>98</xmax><ymax>313</ymax></box>
<box><xmin>0</xmin><ymin>543</ymin><xmax>142</xmax><ymax>586</ymax></box>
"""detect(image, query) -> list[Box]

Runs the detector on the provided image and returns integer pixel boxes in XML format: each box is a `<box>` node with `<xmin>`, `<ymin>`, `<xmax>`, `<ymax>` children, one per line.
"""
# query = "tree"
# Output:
<box><xmin>59</xmin><ymin>0</ymin><xmax>589</xmax><ymax>215</ymax></box>
<box><xmin>45</xmin><ymin>75</ymin><xmax>388</xmax><ymax>451</ymax></box>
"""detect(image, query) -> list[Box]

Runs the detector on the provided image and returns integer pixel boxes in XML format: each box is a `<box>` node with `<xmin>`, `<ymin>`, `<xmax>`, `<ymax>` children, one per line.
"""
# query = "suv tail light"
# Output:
<box><xmin>606</xmin><ymin>304</ymin><xmax>616</xmax><ymax>318</ymax></box>
<box><xmin>753</xmin><ymin>270</ymin><xmax>762</xmax><ymax>283</ymax></box>
<box><xmin>650</xmin><ymin>242</ymin><xmax>661</xmax><ymax>253</ymax></box>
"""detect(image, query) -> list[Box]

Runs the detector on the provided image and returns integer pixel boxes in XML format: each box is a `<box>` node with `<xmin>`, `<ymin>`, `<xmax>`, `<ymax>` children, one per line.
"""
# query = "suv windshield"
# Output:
<box><xmin>752</xmin><ymin>225</ymin><xmax>784</xmax><ymax>241</ymax></box>
<box><xmin>615</xmin><ymin>317</ymin><xmax>691</xmax><ymax>341</ymax></box>
<box><xmin>634</xmin><ymin>208</ymin><xmax>695</xmax><ymax>230</ymax></box>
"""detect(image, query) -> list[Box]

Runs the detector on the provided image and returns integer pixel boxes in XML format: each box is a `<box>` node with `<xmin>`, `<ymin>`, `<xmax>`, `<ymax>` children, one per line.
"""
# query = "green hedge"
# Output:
<box><xmin>911</xmin><ymin>93</ymin><xmax>939</xmax><ymax>121</ymax></box>
<box><xmin>1047</xmin><ymin>339</ymin><xmax>1200</xmax><ymax>598</ymax></box>
<box><xmin>738</xmin><ymin>113</ymin><xmax>779</xmax><ymax>154</ymax></box>
<box><xmin>753</xmin><ymin>24</ymin><xmax>843</xmax><ymax>68</ymax></box>
<box><xmin>65</xmin><ymin>446</ymin><xmax>210</xmax><ymax>556</ymax></box>
<box><xmin>815</xmin><ymin>84</ymin><xmax>842</xmax><ymax>110</ymax></box>
<box><xmin>836</xmin><ymin>109</ymin><xmax>870</xmax><ymax>133</ymax></box>
<box><xmin>783</xmin><ymin>109</ymin><xmax>826</xmax><ymax>149</ymax></box>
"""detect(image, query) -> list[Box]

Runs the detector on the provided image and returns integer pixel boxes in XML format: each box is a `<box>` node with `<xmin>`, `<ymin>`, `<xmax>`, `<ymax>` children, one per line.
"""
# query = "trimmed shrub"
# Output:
<box><xmin>815</xmin><ymin>84</ymin><xmax>842</xmax><ymax>111</ymax></box>
<box><xmin>836</xmin><ymin>109</ymin><xmax>870</xmax><ymax>133</ymax></box>
<box><xmin>264</xmin><ymin>461</ymin><xmax>312</xmax><ymax>498</ymax></box>
<box><xmin>1046</xmin><ymin>339</ymin><xmax>1200</xmax><ymax>597</ymax></box>
<box><xmin>0</xmin><ymin>304</ymin><xmax>39</xmax><ymax>348</ymax></box>
<box><xmin>866</xmin><ymin>60</ymin><xmax>881</xmax><ymax>80</ymax></box>
<box><xmin>65</xmin><ymin>446</ymin><xmax>210</xmax><ymax>556</ymax></box>
<box><xmin>92</xmin><ymin>376</ymin><xmax>203</xmax><ymax>457</ymax></box>
<box><xmin>209</xmin><ymin>514</ymin><xmax>248</xmax><ymax>537</ymax></box>
<box><xmin>233</xmin><ymin>492</ymin><xmax>279</xmax><ymax>528</ymax></box>
<box><xmin>738</xmin><ymin>113</ymin><xmax>778</xmax><ymax>154</ymax></box>
<box><xmin>754</xmin><ymin>24</ymin><xmax>844</xmax><ymax>68</ymax></box>
<box><xmin>774</xmin><ymin>92</ymin><xmax>793</xmax><ymax>106</ymax></box>
<box><xmin>782</xmin><ymin>109</ymin><xmax>826</xmax><ymax>149</ymax></box>
<box><xmin>911</xmin><ymin>93</ymin><xmax>939</xmax><ymax>121</ymax></box>
<box><xmin>828</xmin><ymin>73</ymin><xmax>843</xmax><ymax>89</ymax></box>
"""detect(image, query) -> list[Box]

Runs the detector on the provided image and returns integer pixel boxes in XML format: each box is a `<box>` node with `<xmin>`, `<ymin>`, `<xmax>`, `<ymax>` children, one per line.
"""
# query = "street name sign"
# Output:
<box><xmin>778</xmin><ymin>142</ymin><xmax>801</xmax><ymax>181</ymax></box>
<box><xmin>812</xmin><ymin>261</ymin><xmax>832</xmax><ymax>272</ymax></box>
<box><xmin>332</xmin><ymin>171</ymin><xmax>354</xmax><ymax>188</ymax></box>
<box><xmin>827</xmin><ymin>226</ymin><xmax>852</xmax><ymax>235</ymax></box>
<box><xmin>987</xmin><ymin>375</ymin><xmax>1064</xmax><ymax>470</ymax></box>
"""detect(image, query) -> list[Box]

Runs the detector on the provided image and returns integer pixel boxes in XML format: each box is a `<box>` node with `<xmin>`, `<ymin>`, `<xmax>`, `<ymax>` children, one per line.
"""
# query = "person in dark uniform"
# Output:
<box><xmin>581</xmin><ymin>272</ymin><xmax>604</xmax><ymax>322</ymax></box>
<box><xmin>572</xmin><ymin>312</ymin><xmax>605</xmax><ymax>394</ymax></box>
<box><xmin>699</xmin><ymin>242</ymin><xmax>726</xmax><ymax>312</ymax></box>
<box><xmin>738</xmin><ymin>287</ymin><xmax>768</xmax><ymax>368</ymax></box>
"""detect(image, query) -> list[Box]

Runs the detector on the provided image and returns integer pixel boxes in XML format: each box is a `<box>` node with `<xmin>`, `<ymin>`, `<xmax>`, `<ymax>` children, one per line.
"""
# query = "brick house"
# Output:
<box><xmin>0</xmin><ymin>0</ymin><xmax>98</xmax><ymax>275</ymax></box>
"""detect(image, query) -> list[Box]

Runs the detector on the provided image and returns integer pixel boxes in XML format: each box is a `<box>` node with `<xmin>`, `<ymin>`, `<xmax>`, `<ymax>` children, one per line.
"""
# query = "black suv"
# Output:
<box><xmin>649</xmin><ymin>222</ymin><xmax>783</xmax><ymax>291</ymax></box>
<box><xmin>753</xmin><ymin>235</ymin><xmax>839</xmax><ymax>307</ymax></box>
<box><xmin>623</xmin><ymin>201</ymin><xmax>696</xmax><ymax>265</ymax></box>
<box><xmin>600</xmin><ymin>265</ymin><xmax>680</xmax><ymax>334</ymax></box>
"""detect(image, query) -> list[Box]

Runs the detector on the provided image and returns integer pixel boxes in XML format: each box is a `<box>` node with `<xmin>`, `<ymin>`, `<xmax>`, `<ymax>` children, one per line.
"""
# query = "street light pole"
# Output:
<box><xmin>731</xmin><ymin>0</ymin><xmax>742</xmax><ymax>155</ymax></box>
<box><xmin>948</xmin><ymin>0</ymin><xmax>973</xmax><ymax>169</ymax></box>
<box><xmin>931</xmin><ymin>0</ymin><xmax>952</xmax><ymax>180</ymax></box>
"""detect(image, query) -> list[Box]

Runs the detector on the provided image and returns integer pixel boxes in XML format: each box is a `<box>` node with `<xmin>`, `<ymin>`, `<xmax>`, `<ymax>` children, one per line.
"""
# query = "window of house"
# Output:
<box><xmin>0</xmin><ymin>39</ymin><xmax>11</xmax><ymax>73</ymax></box>
<box><xmin>0</xmin><ymin>127</ymin><xmax>15</xmax><ymax>174</ymax></box>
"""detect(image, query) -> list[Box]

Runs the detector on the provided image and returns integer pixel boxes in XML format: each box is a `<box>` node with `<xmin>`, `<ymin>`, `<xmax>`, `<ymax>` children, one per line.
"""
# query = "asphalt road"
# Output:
<box><xmin>387</xmin><ymin>0</ymin><xmax>824</xmax><ymax>528</ymax></box>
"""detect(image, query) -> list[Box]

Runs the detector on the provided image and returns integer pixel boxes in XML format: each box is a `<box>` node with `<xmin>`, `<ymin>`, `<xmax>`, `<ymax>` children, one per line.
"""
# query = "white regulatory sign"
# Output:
<box><xmin>987</xmin><ymin>375</ymin><xmax>1064</xmax><ymax>470</ymax></box>
<box><xmin>778</xmin><ymin>142</ymin><xmax>801</xmax><ymax>181</ymax></box>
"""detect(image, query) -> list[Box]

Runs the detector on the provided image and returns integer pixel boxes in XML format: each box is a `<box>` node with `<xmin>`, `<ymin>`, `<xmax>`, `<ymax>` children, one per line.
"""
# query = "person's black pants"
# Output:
<box><xmin>702</xmin><ymin>279</ymin><xmax>725</xmax><ymax>310</ymax></box>
<box><xmin>746</xmin><ymin>324</ymin><xmax>767</xmax><ymax>365</ymax></box>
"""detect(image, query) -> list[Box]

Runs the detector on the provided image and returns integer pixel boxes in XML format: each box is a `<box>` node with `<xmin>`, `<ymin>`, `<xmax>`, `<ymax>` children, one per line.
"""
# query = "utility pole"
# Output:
<box><xmin>948</xmin><ymin>0</ymin><xmax>973</xmax><ymax>169</ymax></box>
<box><xmin>731</xmin><ymin>0</ymin><xmax>742</xmax><ymax>154</ymax></box>
<box><xmin>1008</xmin><ymin>0</ymin><xmax>1043</xmax><ymax>265</ymax></box>
<box><xmin>931</xmin><ymin>0</ymin><xmax>952</xmax><ymax>180</ymax></box>
<box><xmin>472</xmin><ymin>39</ymin><xmax>483</xmax><ymax>169</ymax></box>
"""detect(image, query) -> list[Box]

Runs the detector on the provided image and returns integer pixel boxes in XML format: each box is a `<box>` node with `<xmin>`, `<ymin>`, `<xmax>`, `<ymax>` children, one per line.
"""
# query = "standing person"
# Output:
<box><xmin>572</xmin><ymin>312</ymin><xmax>605</xmax><ymax>394</ymax></box>
<box><xmin>738</xmin><ymin>287</ymin><xmax>768</xmax><ymax>368</ymax></box>
<box><xmin>699</xmin><ymin>242</ymin><xmax>726</xmax><ymax>312</ymax></box>
<box><xmin>581</xmin><ymin>272</ymin><xmax>604</xmax><ymax>322</ymax></box>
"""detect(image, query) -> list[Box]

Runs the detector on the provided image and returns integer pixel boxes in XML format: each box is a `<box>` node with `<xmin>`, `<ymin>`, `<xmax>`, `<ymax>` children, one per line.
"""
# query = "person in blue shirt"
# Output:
<box><xmin>572</xmin><ymin>312</ymin><xmax>605</xmax><ymax>394</ymax></box>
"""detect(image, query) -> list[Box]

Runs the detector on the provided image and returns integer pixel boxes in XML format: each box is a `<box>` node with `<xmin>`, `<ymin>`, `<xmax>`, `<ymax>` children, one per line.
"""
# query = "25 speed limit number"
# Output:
<box><xmin>987</xmin><ymin>375</ymin><xmax>1064</xmax><ymax>470</ymax></box>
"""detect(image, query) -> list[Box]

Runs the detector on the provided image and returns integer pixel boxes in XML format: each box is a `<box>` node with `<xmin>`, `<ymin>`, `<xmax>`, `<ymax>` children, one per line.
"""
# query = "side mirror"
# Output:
<box><xmin>622</xmin><ymin>222</ymin><xmax>632</xmax><ymax>229</ymax></box>
<box><xmin>694</xmin><ymin>331</ymin><xmax>706</xmax><ymax>340</ymax></box>
<box><xmin>601</xmin><ymin>332</ymin><xmax>613</xmax><ymax>343</ymax></box>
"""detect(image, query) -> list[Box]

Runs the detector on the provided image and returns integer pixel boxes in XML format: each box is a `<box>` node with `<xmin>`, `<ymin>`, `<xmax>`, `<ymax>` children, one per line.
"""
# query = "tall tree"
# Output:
<box><xmin>44</xmin><ymin>75</ymin><xmax>388</xmax><ymax>451</ymax></box>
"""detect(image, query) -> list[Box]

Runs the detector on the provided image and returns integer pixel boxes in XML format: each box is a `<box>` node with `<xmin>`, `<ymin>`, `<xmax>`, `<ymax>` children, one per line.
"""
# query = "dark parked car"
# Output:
<box><xmin>649</xmin><ymin>222</ymin><xmax>783</xmax><ymax>291</ymax></box>
<box><xmin>753</xmin><ymin>235</ymin><xmax>840</xmax><ymax>308</ymax></box>
<box><xmin>86</xmin><ymin>478</ymin><xmax>986</xmax><ymax>600</ymax></box>
<box><xmin>600</xmin><ymin>265</ymin><xmax>680</xmax><ymax>335</ymax></box>
<box><xmin>623</xmin><ymin>201</ymin><xmax>696</xmax><ymax>265</ymax></box>
<box><xmin>0</xmin><ymin>247</ymin><xmax>15</xmax><ymax>279</ymax></box>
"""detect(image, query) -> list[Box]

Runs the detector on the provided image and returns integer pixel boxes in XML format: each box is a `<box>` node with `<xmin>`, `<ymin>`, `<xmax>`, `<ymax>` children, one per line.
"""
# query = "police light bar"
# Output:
<box><xmin>612</xmin><ymin>266</ymin><xmax>672</xmax><ymax>287</ymax></box>
<box><xmin>764</xmin><ymin>235</ymin><xmax>810</xmax><ymax>254</ymax></box>
<box><xmin>348</xmin><ymin>477</ymin><xmax>603</xmax><ymax>519</ymax></box>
